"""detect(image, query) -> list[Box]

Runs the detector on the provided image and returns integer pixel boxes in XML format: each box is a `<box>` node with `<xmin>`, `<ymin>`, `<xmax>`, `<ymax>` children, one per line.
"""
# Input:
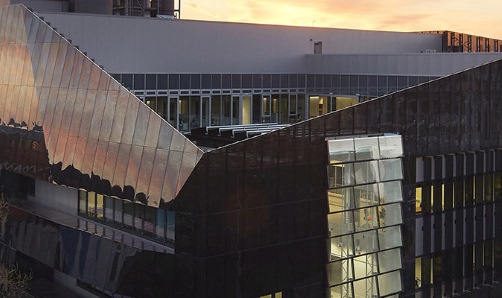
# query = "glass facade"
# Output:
<box><xmin>0</xmin><ymin>4</ymin><xmax>203</xmax><ymax>208</ymax></box>
<box><xmin>78</xmin><ymin>189</ymin><xmax>175</xmax><ymax>243</ymax></box>
<box><xmin>113</xmin><ymin>73</ymin><xmax>435</xmax><ymax>132</ymax></box>
<box><xmin>2</xmin><ymin>3</ymin><xmax>502</xmax><ymax>298</ymax></box>
<box><xmin>326</xmin><ymin>135</ymin><xmax>404</xmax><ymax>297</ymax></box>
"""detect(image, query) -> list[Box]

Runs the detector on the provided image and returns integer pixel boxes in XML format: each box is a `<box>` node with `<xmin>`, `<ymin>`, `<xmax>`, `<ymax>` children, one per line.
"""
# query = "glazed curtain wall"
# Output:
<box><xmin>0</xmin><ymin>4</ymin><xmax>203</xmax><ymax>207</ymax></box>
<box><xmin>173</xmin><ymin>124</ymin><xmax>328</xmax><ymax>297</ymax></box>
<box><xmin>414</xmin><ymin>151</ymin><xmax>502</xmax><ymax>297</ymax></box>
<box><xmin>326</xmin><ymin>135</ymin><xmax>405</xmax><ymax>298</ymax></box>
<box><xmin>1</xmin><ymin>203</ymin><xmax>177</xmax><ymax>296</ymax></box>
<box><xmin>172</xmin><ymin>58</ymin><xmax>502</xmax><ymax>297</ymax></box>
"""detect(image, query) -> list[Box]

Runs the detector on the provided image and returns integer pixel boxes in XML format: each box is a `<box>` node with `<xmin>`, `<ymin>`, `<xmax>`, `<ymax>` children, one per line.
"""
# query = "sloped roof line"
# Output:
<box><xmin>0</xmin><ymin>4</ymin><xmax>203</xmax><ymax>207</ymax></box>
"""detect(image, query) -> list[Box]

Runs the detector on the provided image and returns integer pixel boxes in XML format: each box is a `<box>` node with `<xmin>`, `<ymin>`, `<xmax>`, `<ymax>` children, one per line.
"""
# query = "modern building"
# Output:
<box><xmin>0</xmin><ymin>2</ymin><xmax>502</xmax><ymax>297</ymax></box>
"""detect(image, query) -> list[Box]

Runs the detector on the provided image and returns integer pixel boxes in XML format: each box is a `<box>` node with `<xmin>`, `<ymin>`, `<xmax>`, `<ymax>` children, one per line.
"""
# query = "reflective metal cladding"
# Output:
<box><xmin>0</xmin><ymin>4</ymin><xmax>203</xmax><ymax>207</ymax></box>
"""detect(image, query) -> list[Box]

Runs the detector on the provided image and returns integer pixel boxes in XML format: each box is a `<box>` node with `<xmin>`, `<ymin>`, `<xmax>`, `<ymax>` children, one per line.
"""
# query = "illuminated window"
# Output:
<box><xmin>415</xmin><ymin>257</ymin><xmax>422</xmax><ymax>289</ymax></box>
<box><xmin>416</xmin><ymin>187</ymin><xmax>422</xmax><ymax>213</ymax></box>
<box><xmin>326</xmin><ymin>135</ymin><xmax>404</xmax><ymax>297</ymax></box>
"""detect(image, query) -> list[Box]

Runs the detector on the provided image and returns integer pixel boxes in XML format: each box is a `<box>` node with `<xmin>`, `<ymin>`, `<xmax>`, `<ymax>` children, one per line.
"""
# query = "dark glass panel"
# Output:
<box><xmin>352</xmin><ymin>104</ymin><xmax>367</xmax><ymax>135</ymax></box>
<box><xmin>206</xmin><ymin>149</ymin><xmax>226</xmax><ymax>212</ymax></box>
<box><xmin>121</xmin><ymin>74</ymin><xmax>133</xmax><ymax>89</ymax></box>
<box><xmin>200</xmin><ymin>74</ymin><xmax>211</xmax><ymax>89</ymax></box>
<box><xmin>298</xmin><ymin>74</ymin><xmax>306</xmax><ymax>88</ymax></box>
<box><xmin>231</xmin><ymin>74</ymin><xmax>241</xmax><ymax>89</ymax></box>
<box><xmin>340</xmin><ymin>75</ymin><xmax>349</xmax><ymax>94</ymax></box>
<box><xmin>261</xmin><ymin>132</ymin><xmax>279</xmax><ymax>205</ymax></box>
<box><xmin>358</xmin><ymin>75</ymin><xmax>367</xmax><ymax>96</ymax></box>
<box><xmin>271</xmin><ymin>74</ymin><xmax>280</xmax><ymax>89</ymax></box>
<box><xmin>190</xmin><ymin>74</ymin><xmax>200</xmax><ymax>89</ymax></box>
<box><xmin>280</xmin><ymin>74</ymin><xmax>288</xmax><ymax>89</ymax></box>
<box><xmin>180</xmin><ymin>74</ymin><xmax>190</xmax><ymax>89</ymax></box>
<box><xmin>226</xmin><ymin>143</ymin><xmax>244</xmax><ymax>210</ymax></box>
<box><xmin>416</xmin><ymin>83</ymin><xmax>429</xmax><ymax>154</ymax></box>
<box><xmin>398</xmin><ymin>76</ymin><xmax>408</xmax><ymax>90</ymax></box>
<box><xmin>211</xmin><ymin>74</ymin><xmax>221</xmax><ymax>89</ymax></box>
<box><xmin>284</xmin><ymin>74</ymin><xmax>296</xmax><ymax>88</ymax></box>
<box><xmin>377</xmin><ymin>76</ymin><xmax>387</xmax><ymax>96</ymax></box>
<box><xmin>251</xmin><ymin>74</ymin><xmax>260</xmax><ymax>88</ymax></box>
<box><xmin>433</xmin><ymin>255</ymin><xmax>442</xmax><ymax>297</ymax></box>
<box><xmin>206</xmin><ymin>213</ymin><xmax>226</xmax><ymax>255</ymax></box>
<box><xmin>153</xmin><ymin>74</ymin><xmax>166</xmax><ymax>90</ymax></box>
<box><xmin>325</xmin><ymin>110</ymin><xmax>340</xmax><ymax>137</ymax></box>
<box><xmin>329</xmin><ymin>75</ymin><xmax>339</xmax><ymax>94</ymax></box>
<box><xmin>263</xmin><ymin>74</ymin><xmax>271</xmax><ymax>89</ymax></box>
<box><xmin>380</xmin><ymin>95</ymin><xmax>394</xmax><ymax>134</ymax></box>
<box><xmin>409</xmin><ymin>76</ymin><xmax>419</xmax><ymax>87</ymax></box>
<box><xmin>349</xmin><ymin>75</ymin><xmax>358</xmax><ymax>94</ymax></box>
<box><xmin>306</xmin><ymin>74</ymin><xmax>315</xmax><ymax>92</ymax></box>
<box><xmin>145</xmin><ymin>74</ymin><xmax>156</xmax><ymax>90</ymax></box>
<box><xmin>242</xmin><ymin>74</ymin><xmax>252</xmax><ymax>88</ymax></box>
<box><xmin>222</xmin><ymin>74</ymin><xmax>231</xmax><ymax>89</ymax></box>
<box><xmin>169</xmin><ymin>74</ymin><xmax>180</xmax><ymax>90</ymax></box>
<box><xmin>110</xmin><ymin>73</ymin><xmax>121</xmax><ymax>82</ymax></box>
<box><xmin>388</xmin><ymin>76</ymin><xmax>398</xmax><ymax>93</ymax></box>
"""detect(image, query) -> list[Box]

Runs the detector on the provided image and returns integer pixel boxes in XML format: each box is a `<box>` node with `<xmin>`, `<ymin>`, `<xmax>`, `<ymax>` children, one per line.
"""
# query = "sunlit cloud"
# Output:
<box><xmin>182</xmin><ymin>0</ymin><xmax>502</xmax><ymax>39</ymax></box>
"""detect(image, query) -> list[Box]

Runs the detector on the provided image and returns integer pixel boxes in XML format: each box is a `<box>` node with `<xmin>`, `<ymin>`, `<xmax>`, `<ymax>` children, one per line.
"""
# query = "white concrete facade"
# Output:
<box><xmin>38</xmin><ymin>12</ymin><xmax>442</xmax><ymax>74</ymax></box>
<box><xmin>305</xmin><ymin>52</ymin><xmax>502</xmax><ymax>76</ymax></box>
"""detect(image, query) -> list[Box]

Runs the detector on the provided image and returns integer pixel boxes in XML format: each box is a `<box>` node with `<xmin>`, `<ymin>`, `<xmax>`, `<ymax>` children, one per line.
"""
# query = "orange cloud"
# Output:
<box><xmin>182</xmin><ymin>0</ymin><xmax>502</xmax><ymax>39</ymax></box>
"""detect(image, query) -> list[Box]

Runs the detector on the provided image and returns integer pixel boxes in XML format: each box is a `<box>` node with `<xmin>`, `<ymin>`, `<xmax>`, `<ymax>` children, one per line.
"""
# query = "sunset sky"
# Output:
<box><xmin>182</xmin><ymin>0</ymin><xmax>502</xmax><ymax>40</ymax></box>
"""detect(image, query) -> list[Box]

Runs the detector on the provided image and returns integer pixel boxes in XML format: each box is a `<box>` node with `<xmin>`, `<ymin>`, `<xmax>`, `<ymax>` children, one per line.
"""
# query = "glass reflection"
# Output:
<box><xmin>355</xmin><ymin>137</ymin><xmax>380</xmax><ymax>161</ymax></box>
<box><xmin>378</xmin><ymin>270</ymin><xmax>402</xmax><ymax>296</ymax></box>
<box><xmin>354</xmin><ymin>160</ymin><xmax>379</xmax><ymax>184</ymax></box>
<box><xmin>379</xmin><ymin>135</ymin><xmax>403</xmax><ymax>158</ymax></box>
<box><xmin>328</xmin><ymin>164</ymin><xmax>355</xmax><ymax>188</ymax></box>
<box><xmin>379</xmin><ymin>159</ymin><xmax>403</xmax><ymax>181</ymax></box>
<box><xmin>328</xmin><ymin>139</ymin><xmax>355</xmax><ymax>164</ymax></box>
<box><xmin>2</xmin><ymin>5</ymin><xmax>204</xmax><ymax>208</ymax></box>
<box><xmin>326</xmin><ymin>135</ymin><xmax>404</xmax><ymax>297</ymax></box>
